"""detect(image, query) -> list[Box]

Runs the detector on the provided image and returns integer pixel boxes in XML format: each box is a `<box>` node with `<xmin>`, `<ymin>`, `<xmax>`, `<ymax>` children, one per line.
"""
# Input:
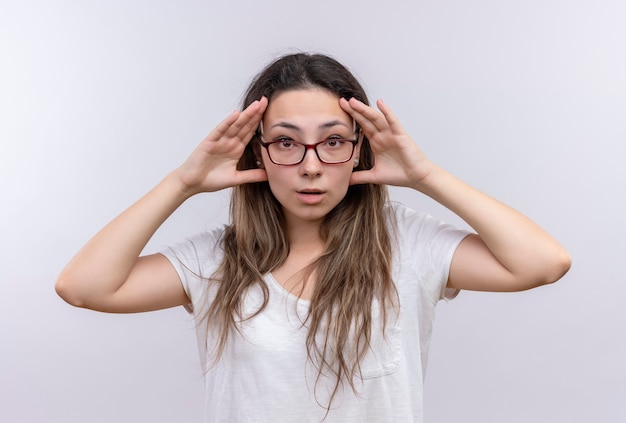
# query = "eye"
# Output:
<box><xmin>322</xmin><ymin>137</ymin><xmax>347</xmax><ymax>148</ymax></box>
<box><xmin>274</xmin><ymin>137</ymin><xmax>298</xmax><ymax>149</ymax></box>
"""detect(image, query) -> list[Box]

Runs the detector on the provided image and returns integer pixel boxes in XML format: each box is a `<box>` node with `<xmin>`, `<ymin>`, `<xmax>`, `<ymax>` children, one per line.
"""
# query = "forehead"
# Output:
<box><xmin>263</xmin><ymin>88</ymin><xmax>352</xmax><ymax>129</ymax></box>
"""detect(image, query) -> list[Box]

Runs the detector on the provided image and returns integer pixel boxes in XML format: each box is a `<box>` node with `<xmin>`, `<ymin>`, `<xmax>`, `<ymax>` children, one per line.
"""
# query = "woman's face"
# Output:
<box><xmin>259</xmin><ymin>88</ymin><xmax>360</xmax><ymax>228</ymax></box>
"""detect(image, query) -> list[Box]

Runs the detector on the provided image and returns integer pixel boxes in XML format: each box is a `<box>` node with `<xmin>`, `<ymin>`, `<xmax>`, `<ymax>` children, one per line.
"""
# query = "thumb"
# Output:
<box><xmin>236</xmin><ymin>169</ymin><xmax>268</xmax><ymax>185</ymax></box>
<box><xmin>349</xmin><ymin>169</ymin><xmax>375</xmax><ymax>186</ymax></box>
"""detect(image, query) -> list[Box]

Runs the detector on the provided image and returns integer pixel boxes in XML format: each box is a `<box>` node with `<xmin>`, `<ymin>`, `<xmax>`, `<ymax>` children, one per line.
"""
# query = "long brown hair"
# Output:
<box><xmin>203</xmin><ymin>53</ymin><xmax>397</xmax><ymax>409</ymax></box>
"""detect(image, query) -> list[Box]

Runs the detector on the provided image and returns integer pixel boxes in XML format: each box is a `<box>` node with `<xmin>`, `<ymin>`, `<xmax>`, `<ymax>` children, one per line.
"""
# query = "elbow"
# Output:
<box><xmin>555</xmin><ymin>249</ymin><xmax>573</xmax><ymax>281</ymax></box>
<box><xmin>510</xmin><ymin>248</ymin><xmax>572</xmax><ymax>292</ymax></box>
<box><xmin>55</xmin><ymin>272</ymin><xmax>87</xmax><ymax>308</ymax></box>
<box><xmin>537</xmin><ymin>248</ymin><xmax>572</xmax><ymax>287</ymax></box>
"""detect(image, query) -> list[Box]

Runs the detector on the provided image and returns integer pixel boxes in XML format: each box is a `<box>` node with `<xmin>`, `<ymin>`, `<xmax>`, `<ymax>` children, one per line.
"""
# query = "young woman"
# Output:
<box><xmin>56</xmin><ymin>53</ymin><xmax>571</xmax><ymax>422</ymax></box>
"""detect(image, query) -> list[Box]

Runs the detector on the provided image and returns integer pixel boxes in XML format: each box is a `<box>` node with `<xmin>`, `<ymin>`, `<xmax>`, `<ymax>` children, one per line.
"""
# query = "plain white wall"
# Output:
<box><xmin>1</xmin><ymin>0</ymin><xmax>624</xmax><ymax>421</ymax></box>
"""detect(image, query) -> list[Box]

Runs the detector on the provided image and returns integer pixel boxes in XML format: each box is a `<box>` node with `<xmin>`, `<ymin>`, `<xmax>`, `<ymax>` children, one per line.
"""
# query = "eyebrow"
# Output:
<box><xmin>268</xmin><ymin>120</ymin><xmax>351</xmax><ymax>132</ymax></box>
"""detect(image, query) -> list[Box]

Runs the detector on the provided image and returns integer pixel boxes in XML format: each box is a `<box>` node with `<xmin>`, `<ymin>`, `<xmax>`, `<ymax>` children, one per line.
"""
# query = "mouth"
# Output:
<box><xmin>297</xmin><ymin>189</ymin><xmax>324</xmax><ymax>195</ymax></box>
<box><xmin>296</xmin><ymin>189</ymin><xmax>326</xmax><ymax>204</ymax></box>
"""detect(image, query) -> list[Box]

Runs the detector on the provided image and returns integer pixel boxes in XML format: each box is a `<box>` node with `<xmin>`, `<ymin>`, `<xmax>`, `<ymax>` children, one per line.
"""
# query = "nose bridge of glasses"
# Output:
<box><xmin>302</xmin><ymin>143</ymin><xmax>323</xmax><ymax>163</ymax></box>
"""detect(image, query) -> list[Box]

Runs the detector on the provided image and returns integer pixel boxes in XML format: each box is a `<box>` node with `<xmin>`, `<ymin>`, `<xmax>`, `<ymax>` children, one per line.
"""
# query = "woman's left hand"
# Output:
<box><xmin>340</xmin><ymin>97</ymin><xmax>434</xmax><ymax>189</ymax></box>
<box><xmin>339</xmin><ymin>99</ymin><xmax>571</xmax><ymax>293</ymax></box>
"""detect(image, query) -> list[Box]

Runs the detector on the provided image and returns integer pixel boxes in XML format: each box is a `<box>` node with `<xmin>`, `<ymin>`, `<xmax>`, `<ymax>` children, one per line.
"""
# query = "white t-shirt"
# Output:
<box><xmin>161</xmin><ymin>202</ymin><xmax>469</xmax><ymax>422</ymax></box>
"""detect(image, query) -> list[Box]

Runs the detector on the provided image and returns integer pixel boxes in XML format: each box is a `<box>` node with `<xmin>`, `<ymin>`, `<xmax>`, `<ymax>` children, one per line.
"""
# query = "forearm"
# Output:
<box><xmin>55</xmin><ymin>171</ymin><xmax>191</xmax><ymax>306</ymax></box>
<box><xmin>339</xmin><ymin>97</ymin><xmax>570</xmax><ymax>290</ymax></box>
<box><xmin>415</xmin><ymin>164</ymin><xmax>571</xmax><ymax>286</ymax></box>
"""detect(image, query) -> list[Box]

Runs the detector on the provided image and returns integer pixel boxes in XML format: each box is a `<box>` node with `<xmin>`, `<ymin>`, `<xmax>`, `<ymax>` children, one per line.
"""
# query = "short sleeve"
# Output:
<box><xmin>390</xmin><ymin>203</ymin><xmax>471</xmax><ymax>303</ymax></box>
<box><xmin>159</xmin><ymin>227</ymin><xmax>225</xmax><ymax>314</ymax></box>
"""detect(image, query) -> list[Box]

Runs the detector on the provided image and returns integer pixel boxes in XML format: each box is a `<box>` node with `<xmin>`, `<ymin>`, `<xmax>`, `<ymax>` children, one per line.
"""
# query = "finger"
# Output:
<box><xmin>375</xmin><ymin>99</ymin><xmax>406</xmax><ymax>134</ymax></box>
<box><xmin>209</xmin><ymin>110</ymin><xmax>241</xmax><ymax>141</ymax></box>
<box><xmin>207</xmin><ymin>98</ymin><xmax>263</xmax><ymax>143</ymax></box>
<box><xmin>228</xmin><ymin>97</ymin><xmax>268</xmax><ymax>143</ymax></box>
<box><xmin>349</xmin><ymin>169</ymin><xmax>376</xmax><ymax>186</ymax></box>
<box><xmin>345</xmin><ymin>98</ymin><xmax>390</xmax><ymax>133</ymax></box>
<box><xmin>339</xmin><ymin>98</ymin><xmax>383</xmax><ymax>139</ymax></box>
<box><xmin>221</xmin><ymin>98</ymin><xmax>263</xmax><ymax>140</ymax></box>
<box><xmin>234</xmin><ymin>168</ymin><xmax>268</xmax><ymax>185</ymax></box>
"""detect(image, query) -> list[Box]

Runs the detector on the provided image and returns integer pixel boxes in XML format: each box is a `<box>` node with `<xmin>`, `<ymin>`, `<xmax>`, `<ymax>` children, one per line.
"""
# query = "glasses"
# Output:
<box><xmin>256</xmin><ymin>135</ymin><xmax>358</xmax><ymax>166</ymax></box>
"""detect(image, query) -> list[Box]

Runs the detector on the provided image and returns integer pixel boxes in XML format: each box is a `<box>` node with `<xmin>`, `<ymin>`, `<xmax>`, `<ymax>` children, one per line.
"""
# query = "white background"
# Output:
<box><xmin>1</xmin><ymin>0</ymin><xmax>624</xmax><ymax>421</ymax></box>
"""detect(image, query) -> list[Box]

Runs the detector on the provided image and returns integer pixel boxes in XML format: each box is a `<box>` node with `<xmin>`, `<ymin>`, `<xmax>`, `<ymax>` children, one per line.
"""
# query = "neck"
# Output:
<box><xmin>269</xmin><ymin>218</ymin><xmax>325</xmax><ymax>300</ymax></box>
<box><xmin>287</xmin><ymin>219</ymin><xmax>325</xmax><ymax>253</ymax></box>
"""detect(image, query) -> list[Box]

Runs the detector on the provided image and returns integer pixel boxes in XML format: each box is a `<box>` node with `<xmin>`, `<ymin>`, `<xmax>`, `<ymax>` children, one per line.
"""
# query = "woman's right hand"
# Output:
<box><xmin>174</xmin><ymin>96</ymin><xmax>268</xmax><ymax>196</ymax></box>
<box><xmin>55</xmin><ymin>97</ymin><xmax>269</xmax><ymax>313</ymax></box>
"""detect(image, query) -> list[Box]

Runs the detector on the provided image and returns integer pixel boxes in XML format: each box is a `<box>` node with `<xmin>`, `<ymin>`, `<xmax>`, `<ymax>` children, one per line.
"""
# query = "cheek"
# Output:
<box><xmin>262</xmin><ymin>162</ymin><xmax>291</xmax><ymax>195</ymax></box>
<box><xmin>339</xmin><ymin>162</ymin><xmax>356</xmax><ymax>179</ymax></box>
<box><xmin>262</xmin><ymin>153</ymin><xmax>284</xmax><ymax>180</ymax></box>
<box><xmin>328</xmin><ymin>165</ymin><xmax>355</xmax><ymax>192</ymax></box>
<box><xmin>259</xmin><ymin>148</ymin><xmax>270</xmax><ymax>167</ymax></box>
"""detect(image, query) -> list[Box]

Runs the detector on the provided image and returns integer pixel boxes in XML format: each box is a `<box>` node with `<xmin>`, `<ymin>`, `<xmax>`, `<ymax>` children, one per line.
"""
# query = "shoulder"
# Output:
<box><xmin>160</xmin><ymin>225</ymin><xmax>227</xmax><ymax>277</ymax></box>
<box><xmin>386</xmin><ymin>202</ymin><xmax>470</xmax><ymax>301</ymax></box>
<box><xmin>165</xmin><ymin>226</ymin><xmax>226</xmax><ymax>256</ymax></box>
<box><xmin>385</xmin><ymin>201</ymin><xmax>462</xmax><ymax>242</ymax></box>
<box><xmin>158</xmin><ymin>225</ymin><xmax>228</xmax><ymax>313</ymax></box>
<box><xmin>386</xmin><ymin>202</ymin><xmax>470</xmax><ymax>273</ymax></box>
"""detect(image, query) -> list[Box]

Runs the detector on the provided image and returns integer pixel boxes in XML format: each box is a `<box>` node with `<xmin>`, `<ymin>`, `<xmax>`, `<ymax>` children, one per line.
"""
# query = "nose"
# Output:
<box><xmin>299</xmin><ymin>147</ymin><xmax>322</xmax><ymax>176</ymax></box>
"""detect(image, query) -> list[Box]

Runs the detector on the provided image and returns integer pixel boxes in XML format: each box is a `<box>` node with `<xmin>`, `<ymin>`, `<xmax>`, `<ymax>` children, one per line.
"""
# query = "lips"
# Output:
<box><xmin>296</xmin><ymin>189</ymin><xmax>325</xmax><ymax>204</ymax></box>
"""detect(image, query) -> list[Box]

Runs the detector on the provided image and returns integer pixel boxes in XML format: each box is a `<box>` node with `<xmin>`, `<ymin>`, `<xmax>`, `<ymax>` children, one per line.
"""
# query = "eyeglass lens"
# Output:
<box><xmin>267</xmin><ymin>140</ymin><xmax>354</xmax><ymax>164</ymax></box>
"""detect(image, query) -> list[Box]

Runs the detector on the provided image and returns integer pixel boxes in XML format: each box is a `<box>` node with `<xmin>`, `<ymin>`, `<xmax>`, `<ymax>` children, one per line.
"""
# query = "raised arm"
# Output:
<box><xmin>341</xmin><ymin>97</ymin><xmax>571</xmax><ymax>292</ymax></box>
<box><xmin>55</xmin><ymin>98</ymin><xmax>268</xmax><ymax>312</ymax></box>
